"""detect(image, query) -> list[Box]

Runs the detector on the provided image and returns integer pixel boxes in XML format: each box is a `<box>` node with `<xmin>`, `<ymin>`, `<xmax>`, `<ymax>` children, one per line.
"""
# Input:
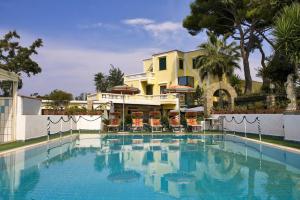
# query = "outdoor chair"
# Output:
<box><xmin>185</xmin><ymin>112</ymin><xmax>202</xmax><ymax>132</ymax></box>
<box><xmin>107</xmin><ymin>118</ymin><xmax>121</xmax><ymax>132</ymax></box>
<box><xmin>149</xmin><ymin>111</ymin><xmax>163</xmax><ymax>132</ymax></box>
<box><xmin>168</xmin><ymin>112</ymin><xmax>183</xmax><ymax>132</ymax></box>
<box><xmin>132</xmin><ymin>112</ymin><xmax>144</xmax><ymax>132</ymax></box>
<box><xmin>107</xmin><ymin>112</ymin><xmax>121</xmax><ymax>132</ymax></box>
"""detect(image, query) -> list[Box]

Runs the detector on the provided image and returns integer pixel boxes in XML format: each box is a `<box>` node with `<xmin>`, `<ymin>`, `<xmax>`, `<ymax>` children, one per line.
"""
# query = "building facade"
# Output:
<box><xmin>124</xmin><ymin>49</ymin><xmax>228</xmax><ymax>96</ymax></box>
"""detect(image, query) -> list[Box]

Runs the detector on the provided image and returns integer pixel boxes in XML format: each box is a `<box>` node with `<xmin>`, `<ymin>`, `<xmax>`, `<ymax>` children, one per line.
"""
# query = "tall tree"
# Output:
<box><xmin>183</xmin><ymin>0</ymin><xmax>293</xmax><ymax>94</ymax></box>
<box><xmin>94</xmin><ymin>65</ymin><xmax>124</xmax><ymax>92</ymax></box>
<box><xmin>94</xmin><ymin>72</ymin><xmax>108</xmax><ymax>92</ymax></box>
<box><xmin>107</xmin><ymin>64</ymin><xmax>124</xmax><ymax>88</ymax></box>
<box><xmin>0</xmin><ymin>31</ymin><xmax>43</xmax><ymax>88</ymax></box>
<box><xmin>196</xmin><ymin>32</ymin><xmax>240</xmax><ymax>107</ymax></box>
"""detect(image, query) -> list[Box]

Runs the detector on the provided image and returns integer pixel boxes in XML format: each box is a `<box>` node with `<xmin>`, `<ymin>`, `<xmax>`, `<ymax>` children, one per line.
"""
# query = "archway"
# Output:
<box><xmin>204</xmin><ymin>81</ymin><xmax>237</xmax><ymax>115</ymax></box>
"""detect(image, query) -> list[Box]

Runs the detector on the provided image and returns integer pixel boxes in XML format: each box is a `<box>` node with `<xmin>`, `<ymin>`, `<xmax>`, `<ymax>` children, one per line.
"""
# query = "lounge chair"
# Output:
<box><xmin>185</xmin><ymin>111</ymin><xmax>202</xmax><ymax>132</ymax></box>
<box><xmin>149</xmin><ymin>111</ymin><xmax>163</xmax><ymax>132</ymax></box>
<box><xmin>132</xmin><ymin>112</ymin><xmax>144</xmax><ymax>132</ymax></box>
<box><xmin>168</xmin><ymin>111</ymin><xmax>183</xmax><ymax>132</ymax></box>
<box><xmin>107</xmin><ymin>112</ymin><xmax>121</xmax><ymax>132</ymax></box>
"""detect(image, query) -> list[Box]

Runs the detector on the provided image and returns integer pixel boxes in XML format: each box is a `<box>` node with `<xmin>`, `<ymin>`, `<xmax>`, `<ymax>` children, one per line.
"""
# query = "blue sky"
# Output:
<box><xmin>0</xmin><ymin>0</ymin><xmax>261</xmax><ymax>96</ymax></box>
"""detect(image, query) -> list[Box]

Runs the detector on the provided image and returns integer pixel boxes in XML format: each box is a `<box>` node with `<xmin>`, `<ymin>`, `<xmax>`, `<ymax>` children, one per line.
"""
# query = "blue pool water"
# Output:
<box><xmin>0</xmin><ymin>134</ymin><xmax>300</xmax><ymax>200</ymax></box>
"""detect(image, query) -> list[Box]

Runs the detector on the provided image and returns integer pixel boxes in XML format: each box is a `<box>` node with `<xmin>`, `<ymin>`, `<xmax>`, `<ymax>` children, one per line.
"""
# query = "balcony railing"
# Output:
<box><xmin>93</xmin><ymin>93</ymin><xmax>178</xmax><ymax>105</ymax></box>
<box><xmin>124</xmin><ymin>72</ymin><xmax>155</xmax><ymax>81</ymax></box>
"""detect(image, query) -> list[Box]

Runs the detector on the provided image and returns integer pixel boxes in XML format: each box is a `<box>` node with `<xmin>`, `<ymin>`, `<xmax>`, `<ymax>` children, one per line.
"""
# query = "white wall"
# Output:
<box><xmin>283</xmin><ymin>114</ymin><xmax>300</xmax><ymax>142</ymax></box>
<box><xmin>16</xmin><ymin>115</ymin><xmax>102</xmax><ymax>141</ymax></box>
<box><xmin>212</xmin><ymin>114</ymin><xmax>284</xmax><ymax>137</ymax></box>
<box><xmin>17</xmin><ymin>96</ymin><xmax>41</xmax><ymax>115</ymax></box>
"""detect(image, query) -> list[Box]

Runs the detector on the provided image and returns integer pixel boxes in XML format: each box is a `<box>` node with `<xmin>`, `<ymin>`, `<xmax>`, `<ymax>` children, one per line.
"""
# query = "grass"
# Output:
<box><xmin>226</xmin><ymin>131</ymin><xmax>300</xmax><ymax>150</ymax></box>
<box><xmin>1</xmin><ymin>130</ymin><xmax>300</xmax><ymax>152</ymax></box>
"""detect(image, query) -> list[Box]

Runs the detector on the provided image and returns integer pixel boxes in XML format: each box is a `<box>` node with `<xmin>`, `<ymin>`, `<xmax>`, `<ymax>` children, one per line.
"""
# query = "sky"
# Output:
<box><xmin>0</xmin><ymin>0</ymin><xmax>263</xmax><ymax>96</ymax></box>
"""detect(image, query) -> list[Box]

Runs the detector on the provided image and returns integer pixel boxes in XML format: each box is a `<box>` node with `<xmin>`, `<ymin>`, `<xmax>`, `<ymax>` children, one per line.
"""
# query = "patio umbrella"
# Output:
<box><xmin>110</xmin><ymin>85</ymin><xmax>140</xmax><ymax>131</ymax></box>
<box><xmin>165</xmin><ymin>85</ymin><xmax>196</xmax><ymax>132</ymax></box>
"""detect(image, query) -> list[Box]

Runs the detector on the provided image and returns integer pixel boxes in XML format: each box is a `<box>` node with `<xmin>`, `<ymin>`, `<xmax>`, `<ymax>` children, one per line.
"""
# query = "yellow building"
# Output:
<box><xmin>89</xmin><ymin>49</ymin><xmax>238</xmax><ymax>115</ymax></box>
<box><xmin>124</xmin><ymin>49</ymin><xmax>227</xmax><ymax>96</ymax></box>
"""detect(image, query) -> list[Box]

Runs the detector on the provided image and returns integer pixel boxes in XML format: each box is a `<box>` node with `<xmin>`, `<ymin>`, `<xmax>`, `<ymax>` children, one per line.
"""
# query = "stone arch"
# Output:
<box><xmin>204</xmin><ymin>81</ymin><xmax>237</xmax><ymax>115</ymax></box>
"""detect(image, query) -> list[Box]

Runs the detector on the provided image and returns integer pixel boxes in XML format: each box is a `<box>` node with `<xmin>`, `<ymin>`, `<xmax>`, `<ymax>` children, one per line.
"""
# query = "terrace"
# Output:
<box><xmin>88</xmin><ymin>92</ymin><xmax>178</xmax><ymax>106</ymax></box>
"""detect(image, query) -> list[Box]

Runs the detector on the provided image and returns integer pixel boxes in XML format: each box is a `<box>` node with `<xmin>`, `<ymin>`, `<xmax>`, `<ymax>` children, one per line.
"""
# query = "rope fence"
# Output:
<box><xmin>219</xmin><ymin>115</ymin><xmax>262</xmax><ymax>141</ymax></box>
<box><xmin>47</xmin><ymin>115</ymin><xmax>103</xmax><ymax>141</ymax></box>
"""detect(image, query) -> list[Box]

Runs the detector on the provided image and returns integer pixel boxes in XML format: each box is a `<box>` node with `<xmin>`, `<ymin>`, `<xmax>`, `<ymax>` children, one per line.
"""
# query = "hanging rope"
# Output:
<box><xmin>80</xmin><ymin>115</ymin><xmax>102</xmax><ymax>122</ymax></box>
<box><xmin>220</xmin><ymin>115</ymin><xmax>261</xmax><ymax>140</ymax></box>
<box><xmin>47</xmin><ymin>115</ymin><xmax>102</xmax><ymax>136</ymax></box>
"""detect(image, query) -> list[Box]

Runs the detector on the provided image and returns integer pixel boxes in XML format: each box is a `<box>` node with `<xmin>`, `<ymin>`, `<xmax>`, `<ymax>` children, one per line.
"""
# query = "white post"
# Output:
<box><xmin>99</xmin><ymin>116</ymin><xmax>101</xmax><ymax>134</ymax></box>
<box><xmin>122</xmin><ymin>94</ymin><xmax>125</xmax><ymax>132</ymax></box>
<box><xmin>60</xmin><ymin>118</ymin><xmax>63</xmax><ymax>139</ymax></box>
<box><xmin>244</xmin><ymin>119</ymin><xmax>247</xmax><ymax>138</ymax></box>
<box><xmin>70</xmin><ymin>116</ymin><xmax>73</xmax><ymax>135</ymax></box>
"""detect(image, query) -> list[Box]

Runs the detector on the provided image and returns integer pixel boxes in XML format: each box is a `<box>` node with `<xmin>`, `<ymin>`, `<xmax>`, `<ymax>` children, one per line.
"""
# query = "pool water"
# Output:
<box><xmin>1</xmin><ymin>134</ymin><xmax>300</xmax><ymax>200</ymax></box>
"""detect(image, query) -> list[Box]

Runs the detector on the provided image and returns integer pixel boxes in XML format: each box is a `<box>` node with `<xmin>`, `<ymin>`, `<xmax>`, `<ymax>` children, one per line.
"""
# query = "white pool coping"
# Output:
<box><xmin>0</xmin><ymin>134</ymin><xmax>77</xmax><ymax>156</ymax></box>
<box><xmin>0</xmin><ymin>133</ymin><xmax>300</xmax><ymax>156</ymax></box>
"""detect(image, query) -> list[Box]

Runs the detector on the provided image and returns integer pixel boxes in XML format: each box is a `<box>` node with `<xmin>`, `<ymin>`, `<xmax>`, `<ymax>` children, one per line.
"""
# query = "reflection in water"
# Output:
<box><xmin>0</xmin><ymin>134</ymin><xmax>300</xmax><ymax>200</ymax></box>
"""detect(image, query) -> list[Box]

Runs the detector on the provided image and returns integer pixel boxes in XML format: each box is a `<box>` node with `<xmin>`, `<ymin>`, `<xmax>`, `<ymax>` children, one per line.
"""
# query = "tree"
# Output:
<box><xmin>196</xmin><ymin>32</ymin><xmax>240</xmax><ymax>82</ymax></box>
<box><xmin>46</xmin><ymin>89</ymin><xmax>73</xmax><ymax>110</ymax></box>
<box><xmin>0</xmin><ymin>31</ymin><xmax>43</xmax><ymax>89</ymax></box>
<box><xmin>257</xmin><ymin>53</ymin><xmax>294</xmax><ymax>93</ymax></box>
<box><xmin>196</xmin><ymin>32</ymin><xmax>240</xmax><ymax>107</ymax></box>
<box><xmin>183</xmin><ymin>0</ymin><xmax>293</xmax><ymax>94</ymax></box>
<box><xmin>230</xmin><ymin>74</ymin><xmax>242</xmax><ymax>95</ymax></box>
<box><xmin>94</xmin><ymin>65</ymin><xmax>124</xmax><ymax>92</ymax></box>
<box><xmin>194</xmin><ymin>85</ymin><xmax>204</xmax><ymax>105</ymax></box>
<box><xmin>107</xmin><ymin>64</ymin><xmax>124</xmax><ymax>88</ymax></box>
<box><xmin>94</xmin><ymin>72</ymin><xmax>108</xmax><ymax>92</ymax></box>
<box><xmin>274</xmin><ymin>3</ymin><xmax>300</xmax><ymax>74</ymax></box>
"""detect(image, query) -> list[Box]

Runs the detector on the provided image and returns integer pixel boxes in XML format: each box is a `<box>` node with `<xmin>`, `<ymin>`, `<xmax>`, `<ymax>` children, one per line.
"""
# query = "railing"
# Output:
<box><xmin>96</xmin><ymin>93</ymin><xmax>178</xmax><ymax>105</ymax></box>
<box><xmin>124</xmin><ymin>72</ymin><xmax>155</xmax><ymax>80</ymax></box>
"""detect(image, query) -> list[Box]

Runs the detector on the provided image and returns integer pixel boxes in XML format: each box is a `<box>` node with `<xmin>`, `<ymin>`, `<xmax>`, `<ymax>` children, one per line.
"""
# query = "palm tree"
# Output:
<box><xmin>196</xmin><ymin>31</ymin><xmax>240</xmax><ymax>108</ymax></box>
<box><xmin>94</xmin><ymin>72</ymin><xmax>108</xmax><ymax>92</ymax></box>
<box><xmin>274</xmin><ymin>3</ymin><xmax>300</xmax><ymax>69</ymax></box>
<box><xmin>273</xmin><ymin>3</ymin><xmax>300</xmax><ymax>109</ymax></box>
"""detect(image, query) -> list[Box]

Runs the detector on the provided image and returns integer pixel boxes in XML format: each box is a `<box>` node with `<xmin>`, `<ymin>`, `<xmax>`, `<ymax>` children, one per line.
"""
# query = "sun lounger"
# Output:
<box><xmin>186</xmin><ymin>111</ymin><xmax>202</xmax><ymax>132</ymax></box>
<box><xmin>169</xmin><ymin>112</ymin><xmax>183</xmax><ymax>132</ymax></box>
<box><xmin>132</xmin><ymin>112</ymin><xmax>144</xmax><ymax>132</ymax></box>
<box><xmin>149</xmin><ymin>111</ymin><xmax>163</xmax><ymax>132</ymax></box>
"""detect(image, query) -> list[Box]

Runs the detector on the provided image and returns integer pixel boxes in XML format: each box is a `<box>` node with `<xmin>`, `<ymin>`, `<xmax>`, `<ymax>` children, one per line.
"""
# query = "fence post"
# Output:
<box><xmin>47</xmin><ymin>117</ymin><xmax>50</xmax><ymax>142</ymax></box>
<box><xmin>70</xmin><ymin>116</ymin><xmax>73</xmax><ymax>135</ymax></box>
<box><xmin>99</xmin><ymin>116</ymin><xmax>101</xmax><ymax>135</ymax></box>
<box><xmin>60</xmin><ymin>117</ymin><xmax>63</xmax><ymax>139</ymax></box>
<box><xmin>244</xmin><ymin>117</ymin><xmax>247</xmax><ymax>138</ymax></box>
<box><xmin>257</xmin><ymin>118</ymin><xmax>262</xmax><ymax>142</ymax></box>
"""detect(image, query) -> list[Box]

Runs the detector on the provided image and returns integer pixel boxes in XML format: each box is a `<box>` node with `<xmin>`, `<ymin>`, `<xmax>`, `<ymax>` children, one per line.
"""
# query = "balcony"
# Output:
<box><xmin>124</xmin><ymin>72</ymin><xmax>155</xmax><ymax>85</ymax></box>
<box><xmin>90</xmin><ymin>93</ymin><xmax>178</xmax><ymax>106</ymax></box>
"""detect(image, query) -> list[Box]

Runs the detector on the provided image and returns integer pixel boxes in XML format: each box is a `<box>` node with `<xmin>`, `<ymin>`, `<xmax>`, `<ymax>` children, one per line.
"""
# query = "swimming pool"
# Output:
<box><xmin>0</xmin><ymin>134</ymin><xmax>300</xmax><ymax>200</ymax></box>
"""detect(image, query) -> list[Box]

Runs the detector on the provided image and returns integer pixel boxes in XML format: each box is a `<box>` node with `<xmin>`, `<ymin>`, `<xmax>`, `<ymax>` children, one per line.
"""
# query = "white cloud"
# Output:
<box><xmin>144</xmin><ymin>22</ymin><xmax>182</xmax><ymax>36</ymax></box>
<box><xmin>123</xmin><ymin>18</ymin><xmax>155</xmax><ymax>26</ymax></box>
<box><xmin>122</xmin><ymin>18</ymin><xmax>184</xmax><ymax>44</ymax></box>
<box><xmin>123</xmin><ymin>18</ymin><xmax>182</xmax><ymax>35</ymax></box>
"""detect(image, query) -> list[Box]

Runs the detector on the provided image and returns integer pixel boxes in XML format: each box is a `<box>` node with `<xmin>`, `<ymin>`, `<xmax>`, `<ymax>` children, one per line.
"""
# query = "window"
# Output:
<box><xmin>192</xmin><ymin>58</ymin><xmax>197</xmax><ymax>69</ymax></box>
<box><xmin>159</xmin><ymin>57</ymin><xmax>167</xmax><ymax>70</ymax></box>
<box><xmin>146</xmin><ymin>85</ymin><xmax>153</xmax><ymax>95</ymax></box>
<box><xmin>179</xmin><ymin>59</ymin><xmax>184</xmax><ymax>70</ymax></box>
<box><xmin>160</xmin><ymin>85</ymin><xmax>167</xmax><ymax>94</ymax></box>
<box><xmin>178</xmin><ymin>76</ymin><xmax>194</xmax><ymax>88</ymax></box>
